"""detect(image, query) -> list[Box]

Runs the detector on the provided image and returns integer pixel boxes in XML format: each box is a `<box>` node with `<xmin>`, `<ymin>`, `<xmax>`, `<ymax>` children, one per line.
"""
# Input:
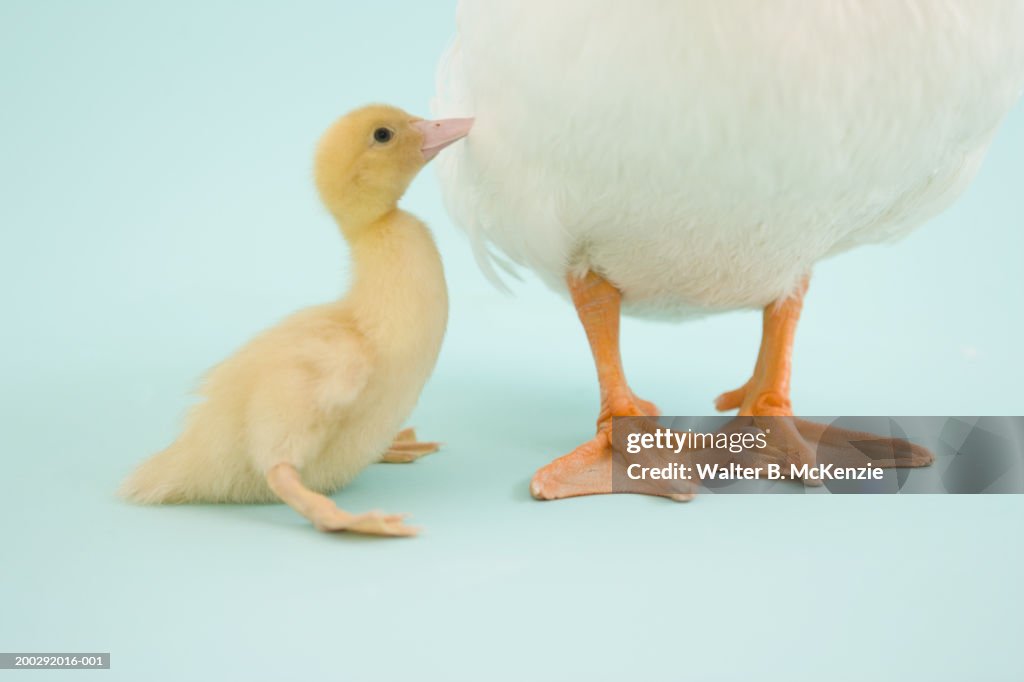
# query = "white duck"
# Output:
<box><xmin>432</xmin><ymin>1</ymin><xmax>1024</xmax><ymax>499</ymax></box>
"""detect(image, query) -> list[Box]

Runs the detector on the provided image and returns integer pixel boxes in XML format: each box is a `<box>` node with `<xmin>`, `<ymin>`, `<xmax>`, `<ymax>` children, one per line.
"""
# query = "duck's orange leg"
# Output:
<box><xmin>715</xmin><ymin>277</ymin><xmax>808</xmax><ymax>417</ymax></box>
<box><xmin>530</xmin><ymin>271</ymin><xmax>664</xmax><ymax>500</ymax></box>
<box><xmin>715</xmin><ymin>276</ymin><xmax>933</xmax><ymax>479</ymax></box>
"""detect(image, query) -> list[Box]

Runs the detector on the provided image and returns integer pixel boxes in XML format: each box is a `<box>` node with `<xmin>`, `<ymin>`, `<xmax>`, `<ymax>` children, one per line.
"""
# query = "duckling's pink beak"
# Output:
<box><xmin>413</xmin><ymin>118</ymin><xmax>474</xmax><ymax>162</ymax></box>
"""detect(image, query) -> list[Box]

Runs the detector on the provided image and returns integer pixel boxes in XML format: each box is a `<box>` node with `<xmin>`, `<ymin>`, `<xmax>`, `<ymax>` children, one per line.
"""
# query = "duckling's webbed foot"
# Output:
<box><xmin>380</xmin><ymin>427</ymin><xmax>440</xmax><ymax>464</ymax></box>
<box><xmin>313</xmin><ymin>509</ymin><xmax>419</xmax><ymax>536</ymax></box>
<box><xmin>266</xmin><ymin>463</ymin><xmax>418</xmax><ymax>537</ymax></box>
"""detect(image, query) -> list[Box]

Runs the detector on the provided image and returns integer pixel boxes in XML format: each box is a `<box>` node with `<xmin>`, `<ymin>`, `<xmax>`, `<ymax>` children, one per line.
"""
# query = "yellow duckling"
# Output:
<box><xmin>120</xmin><ymin>105</ymin><xmax>473</xmax><ymax>536</ymax></box>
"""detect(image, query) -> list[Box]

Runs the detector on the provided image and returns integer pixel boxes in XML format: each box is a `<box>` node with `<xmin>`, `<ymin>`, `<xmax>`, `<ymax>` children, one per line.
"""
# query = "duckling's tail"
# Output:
<box><xmin>119</xmin><ymin>442</ymin><xmax>196</xmax><ymax>504</ymax></box>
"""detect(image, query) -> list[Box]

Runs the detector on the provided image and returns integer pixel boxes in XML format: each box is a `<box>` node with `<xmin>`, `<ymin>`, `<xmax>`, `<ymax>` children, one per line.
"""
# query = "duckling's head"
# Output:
<box><xmin>315</xmin><ymin>104</ymin><xmax>473</xmax><ymax>229</ymax></box>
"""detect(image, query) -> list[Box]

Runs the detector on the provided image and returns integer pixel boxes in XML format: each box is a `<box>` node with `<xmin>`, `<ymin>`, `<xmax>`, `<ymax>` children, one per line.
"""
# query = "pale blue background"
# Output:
<box><xmin>1</xmin><ymin>2</ymin><xmax>1022</xmax><ymax>680</ymax></box>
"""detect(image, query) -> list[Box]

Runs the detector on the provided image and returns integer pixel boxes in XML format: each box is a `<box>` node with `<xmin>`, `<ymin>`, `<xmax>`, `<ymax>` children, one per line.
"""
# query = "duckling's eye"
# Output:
<box><xmin>373</xmin><ymin>127</ymin><xmax>394</xmax><ymax>144</ymax></box>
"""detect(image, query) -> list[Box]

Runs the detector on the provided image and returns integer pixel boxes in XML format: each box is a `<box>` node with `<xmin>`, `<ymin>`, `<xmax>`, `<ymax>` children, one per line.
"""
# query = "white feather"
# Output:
<box><xmin>432</xmin><ymin>0</ymin><xmax>1024</xmax><ymax>318</ymax></box>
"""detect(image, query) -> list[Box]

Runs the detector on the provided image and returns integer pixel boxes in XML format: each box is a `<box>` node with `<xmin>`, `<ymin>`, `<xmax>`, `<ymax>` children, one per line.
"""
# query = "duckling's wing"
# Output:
<box><xmin>309</xmin><ymin>328</ymin><xmax>374</xmax><ymax>413</ymax></box>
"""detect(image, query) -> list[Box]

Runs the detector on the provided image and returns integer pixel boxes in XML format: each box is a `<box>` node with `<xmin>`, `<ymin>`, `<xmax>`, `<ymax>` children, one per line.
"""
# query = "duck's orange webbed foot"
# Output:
<box><xmin>530</xmin><ymin>430</ymin><xmax>616</xmax><ymax>501</ymax></box>
<box><xmin>713</xmin><ymin>416</ymin><xmax>934</xmax><ymax>487</ymax></box>
<box><xmin>530</xmin><ymin>271</ymin><xmax>690</xmax><ymax>500</ymax></box>
<box><xmin>530</xmin><ymin>393</ymin><xmax>682</xmax><ymax>500</ymax></box>
<box><xmin>714</xmin><ymin>277</ymin><xmax>933</xmax><ymax>483</ymax></box>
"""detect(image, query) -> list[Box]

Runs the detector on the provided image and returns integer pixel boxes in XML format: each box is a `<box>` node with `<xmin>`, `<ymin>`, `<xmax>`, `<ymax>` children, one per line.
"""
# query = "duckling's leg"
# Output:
<box><xmin>530</xmin><ymin>271</ymin><xmax>684</xmax><ymax>501</ymax></box>
<box><xmin>714</xmin><ymin>276</ymin><xmax>933</xmax><ymax>480</ymax></box>
<box><xmin>266</xmin><ymin>463</ymin><xmax>418</xmax><ymax>536</ymax></box>
<box><xmin>380</xmin><ymin>427</ymin><xmax>440</xmax><ymax>464</ymax></box>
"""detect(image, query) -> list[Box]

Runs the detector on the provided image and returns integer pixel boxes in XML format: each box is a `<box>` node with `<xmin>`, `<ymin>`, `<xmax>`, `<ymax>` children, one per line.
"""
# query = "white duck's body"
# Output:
<box><xmin>433</xmin><ymin>0</ymin><xmax>1024</xmax><ymax>317</ymax></box>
